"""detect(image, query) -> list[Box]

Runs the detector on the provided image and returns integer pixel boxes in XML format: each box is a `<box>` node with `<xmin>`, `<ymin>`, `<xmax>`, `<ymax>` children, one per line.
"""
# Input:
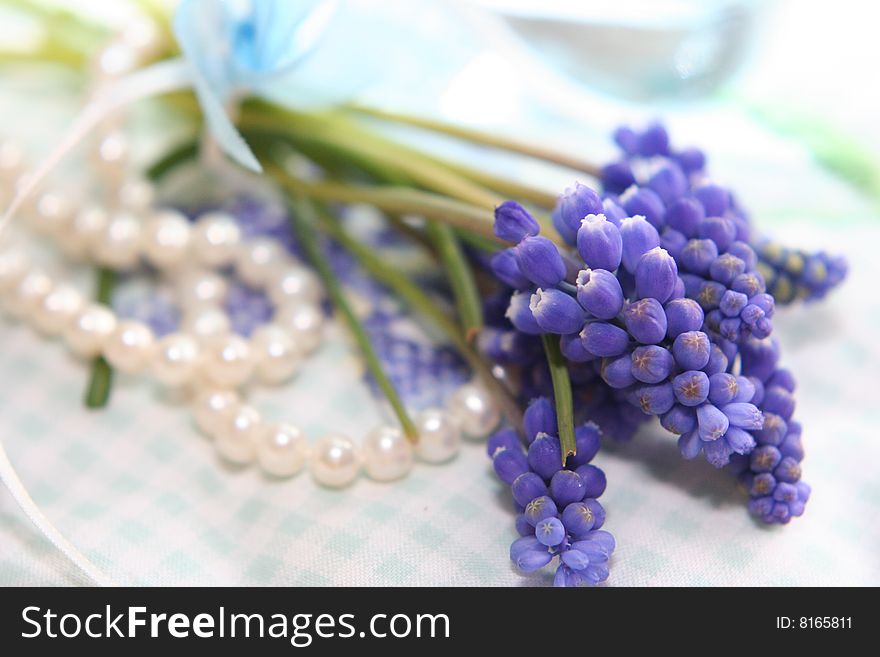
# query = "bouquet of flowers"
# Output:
<box><xmin>0</xmin><ymin>0</ymin><xmax>847</xmax><ymax>587</ymax></box>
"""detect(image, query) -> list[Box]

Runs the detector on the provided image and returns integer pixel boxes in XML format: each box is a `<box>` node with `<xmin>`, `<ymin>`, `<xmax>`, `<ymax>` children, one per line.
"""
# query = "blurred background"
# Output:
<box><xmin>0</xmin><ymin>0</ymin><xmax>878</xmax><ymax>586</ymax></box>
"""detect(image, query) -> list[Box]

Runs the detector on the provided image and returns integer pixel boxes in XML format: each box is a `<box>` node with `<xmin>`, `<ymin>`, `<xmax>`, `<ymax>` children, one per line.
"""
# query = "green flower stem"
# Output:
<box><xmin>424</xmin><ymin>221</ymin><xmax>484</xmax><ymax>343</ymax></box>
<box><xmin>347</xmin><ymin>104</ymin><xmax>602</xmax><ymax>178</ymax></box>
<box><xmin>83</xmin><ymin>267</ymin><xmax>115</xmax><ymax>409</ymax></box>
<box><xmin>276</xmin><ymin>174</ymin><xmax>506</xmax><ymax>245</ymax></box>
<box><xmin>287</xmin><ymin>193</ymin><xmax>419</xmax><ymax>443</ymax></box>
<box><xmin>541</xmin><ymin>334</ymin><xmax>576</xmax><ymax>464</ymax></box>
<box><xmin>307</xmin><ymin>201</ymin><xmax>523</xmax><ymax>433</ymax></box>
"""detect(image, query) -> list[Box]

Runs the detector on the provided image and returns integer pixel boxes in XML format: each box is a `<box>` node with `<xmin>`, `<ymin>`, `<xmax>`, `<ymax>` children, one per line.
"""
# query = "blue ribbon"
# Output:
<box><xmin>173</xmin><ymin>0</ymin><xmax>340</xmax><ymax>172</ymax></box>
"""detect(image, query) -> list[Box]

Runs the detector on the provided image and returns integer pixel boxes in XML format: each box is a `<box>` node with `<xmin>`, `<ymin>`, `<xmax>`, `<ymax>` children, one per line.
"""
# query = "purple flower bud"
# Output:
<box><xmin>568</xmin><ymin>423</ymin><xmax>601</xmax><ymax>467</ymax></box>
<box><xmin>510</xmin><ymin>535</ymin><xmax>543</xmax><ymax>559</ymax></box>
<box><xmin>600</xmin><ymin>354</ymin><xmax>635</xmax><ymax>389</ymax></box>
<box><xmin>511</xmin><ymin>472</ymin><xmax>549</xmax><ymax>507</ymax></box>
<box><xmin>707</xmin><ymin>373</ymin><xmax>738</xmax><ymax>405</ymax></box>
<box><xmin>719</xmin><ymin>290</ymin><xmax>748</xmax><ymax>318</ymax></box>
<box><xmin>647</xmin><ymin>162</ymin><xmax>688</xmax><ymax>205</ymax></box>
<box><xmin>673</xmin><ymin>370</ymin><xmax>710</xmax><ymax>406</ymax></box>
<box><xmin>621</xmin><ymin>186</ymin><xmax>666</xmax><ymax>229</ymax></box>
<box><xmin>602</xmin><ymin>198</ymin><xmax>627</xmax><ymax>225</ymax></box>
<box><xmin>774</xmin><ymin>456</ymin><xmax>802</xmax><ymax>483</ymax></box>
<box><xmin>665</xmin><ymin>197</ymin><xmax>705</xmax><ymax>237</ymax></box>
<box><xmin>530</xmin><ymin>288</ymin><xmax>585</xmax><ymax>334</ymax></box>
<box><xmin>697</xmin><ymin>280</ymin><xmax>726</xmax><ymax>311</ymax></box>
<box><xmin>550</xmin><ymin>470</ymin><xmax>587</xmax><ymax>507</ymax></box>
<box><xmin>631</xmin><ymin>345</ymin><xmax>674</xmax><ymax>384</ymax></box>
<box><xmin>613</xmin><ymin>126</ymin><xmax>639</xmax><ymax>154</ymax></box>
<box><xmin>560</xmin><ymin>331</ymin><xmax>594</xmax><ymax>362</ymax></box>
<box><xmin>732</xmin><ymin>272</ymin><xmax>766</xmax><ymax>297</ymax></box>
<box><xmin>749</xmin><ymin>472</ymin><xmax>776</xmax><ymax>496</ymax></box>
<box><xmin>553</xmin><ymin>182</ymin><xmax>603</xmax><ymax>244</ymax></box>
<box><xmin>694</xmin><ymin>183</ymin><xmax>730</xmax><ymax>217</ymax></box>
<box><xmin>515</xmin><ymin>236</ymin><xmax>566</xmax><ymax>288</ymax></box>
<box><xmin>733</xmin><ymin>376</ymin><xmax>756</xmax><ymax>403</ymax></box>
<box><xmin>490</xmin><ymin>248</ymin><xmax>530</xmax><ymax>289</ymax></box>
<box><xmin>535</xmin><ymin>516</ymin><xmax>566</xmax><ymax>547</ymax></box>
<box><xmin>619</xmin><ymin>215</ymin><xmax>661</xmax><ymax>273</ymax></box>
<box><xmin>494</xmin><ymin>201</ymin><xmax>540</xmax><ymax>243</ymax></box>
<box><xmin>674</xmin><ymin>147</ymin><xmax>706</xmax><ymax>174</ymax></box>
<box><xmin>697</xmin><ymin>216</ymin><xmax>736</xmax><ymax>252</ymax></box>
<box><xmin>622</xmin><ymin>298</ymin><xmax>667</xmax><ymax>344</ymax></box>
<box><xmin>561</xmin><ymin>502</ymin><xmax>596</xmax><ymax>538</ymax></box>
<box><xmin>635</xmin><ymin>246</ymin><xmax>678</xmax><ymax>302</ymax></box>
<box><xmin>523</xmin><ymin>397</ymin><xmax>558</xmax><ymax>442</ymax></box>
<box><xmin>600</xmin><ymin>161</ymin><xmax>637</xmax><ymax>195</ymax></box>
<box><xmin>664</xmin><ymin>298</ymin><xmax>704</xmax><ymax>339</ymax></box>
<box><xmin>719</xmin><ymin>317</ymin><xmax>742</xmax><ymax>341</ymax></box>
<box><xmin>763</xmin><ymin>385</ymin><xmax>795</xmax><ymax>420</ymax></box>
<box><xmin>638</xmin><ymin>123</ymin><xmax>670</xmax><ymax>156</ymax></box>
<box><xmin>575</xmin><ymin>464</ymin><xmax>607</xmax><ymax>498</ymax></box>
<box><xmin>513</xmin><ymin>544</ymin><xmax>554</xmax><ymax>572</ymax></box>
<box><xmin>767</xmin><ymin>368</ymin><xmax>796</xmax><ymax>392</ymax></box>
<box><xmin>722</xmin><ymin>402</ymin><xmax>764</xmax><ymax>430</ymax></box>
<box><xmin>750</xmin><ymin>445</ymin><xmax>782</xmax><ymax>473</ymax></box>
<box><xmin>580</xmin><ymin>321</ymin><xmax>630</xmax><ymax>357</ymax></box>
<box><xmin>741</xmin><ymin>336</ymin><xmax>780</xmax><ymax>382</ymax></box>
<box><xmin>629</xmin><ymin>383</ymin><xmax>675</xmax><ymax>415</ymax></box>
<box><xmin>700</xmin><ymin>346</ymin><xmax>726</xmax><ymax>378</ymax></box>
<box><xmin>704</xmin><ymin>437</ymin><xmax>733</xmax><ymax>467</ymax></box>
<box><xmin>515</xmin><ymin>514</ymin><xmax>532</xmax><ymax>536</ymax></box>
<box><xmin>505</xmin><ymin>290</ymin><xmax>542</xmax><ymax>334</ymax></box>
<box><xmin>757</xmin><ymin>412</ymin><xmax>787</xmax><ymax>446</ymax></box>
<box><xmin>493</xmin><ymin>447</ymin><xmax>529</xmax><ymax>483</ymax></box>
<box><xmin>577</xmin><ymin>214</ymin><xmax>622</xmax><ymax>271</ymax></box>
<box><xmin>710</xmin><ymin>254</ymin><xmax>746</xmax><ymax>285</ymax></box>
<box><xmin>672</xmin><ymin>330</ymin><xmax>710</xmax><ymax>370</ymax></box>
<box><xmin>752</xmin><ymin>316</ymin><xmax>772</xmax><ymax>338</ymax></box>
<box><xmin>680</xmin><ymin>238</ymin><xmax>718</xmax><ymax>274</ymax></box>
<box><xmin>728</xmin><ymin>240</ymin><xmax>757</xmax><ymax>270</ymax></box>
<box><xmin>697</xmin><ymin>403</ymin><xmax>729</xmax><ymax>441</ymax></box>
<box><xmin>575</xmin><ymin>268</ymin><xmax>624</xmax><ymax>319</ymax></box>
<box><xmin>527</xmin><ymin>433</ymin><xmax>563</xmax><ymax>479</ymax></box>
<box><xmin>487</xmin><ymin>428</ymin><xmax>521</xmax><ymax>457</ymax></box>
<box><xmin>582</xmin><ymin>499</ymin><xmax>606</xmax><ymax>530</ymax></box>
<box><xmin>749</xmin><ymin>376</ymin><xmax>765</xmax><ymax>405</ymax></box>
<box><xmin>749</xmin><ymin>292</ymin><xmax>775</xmax><ymax>318</ymax></box>
<box><xmin>523</xmin><ymin>494</ymin><xmax>558</xmax><ymax>526</ymax></box>
<box><xmin>661</xmin><ymin>404</ymin><xmax>696</xmax><ymax>434</ymax></box>
<box><xmin>660</xmin><ymin>227</ymin><xmax>687</xmax><ymax>260</ymax></box>
<box><xmin>678</xmin><ymin>430</ymin><xmax>702</xmax><ymax>459</ymax></box>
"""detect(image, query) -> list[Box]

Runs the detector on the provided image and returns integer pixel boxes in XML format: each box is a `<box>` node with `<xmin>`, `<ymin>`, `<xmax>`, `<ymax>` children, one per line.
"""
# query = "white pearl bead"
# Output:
<box><xmin>275</xmin><ymin>302</ymin><xmax>324</xmax><ymax>354</ymax></box>
<box><xmin>32</xmin><ymin>283</ymin><xmax>84</xmax><ymax>336</ymax></box>
<box><xmin>181</xmin><ymin>305</ymin><xmax>231</xmax><ymax>338</ymax></box>
<box><xmin>191</xmin><ymin>212</ymin><xmax>241</xmax><ymax>268</ymax></box>
<box><xmin>95</xmin><ymin>40</ymin><xmax>138</xmax><ymax>78</ymax></box>
<box><xmin>121</xmin><ymin>17</ymin><xmax>162</xmax><ymax>58</ymax></box>
<box><xmin>94</xmin><ymin>131</ymin><xmax>129</xmax><ymax>176</ymax></box>
<box><xmin>192</xmin><ymin>389</ymin><xmax>239</xmax><ymax>436</ymax></box>
<box><xmin>65</xmin><ymin>205</ymin><xmax>109</xmax><ymax>260</ymax></box>
<box><xmin>118</xmin><ymin>178</ymin><xmax>156</xmax><ymax>211</ymax></box>
<box><xmin>266</xmin><ymin>264</ymin><xmax>322</xmax><ymax>306</ymax></box>
<box><xmin>310</xmin><ymin>434</ymin><xmax>362</xmax><ymax>488</ymax></box>
<box><xmin>249</xmin><ymin>323</ymin><xmax>301</xmax><ymax>385</ymax></box>
<box><xmin>0</xmin><ymin>249</ymin><xmax>30</xmax><ymax>292</ymax></box>
<box><xmin>143</xmin><ymin>209</ymin><xmax>191</xmax><ymax>270</ymax></box>
<box><xmin>362</xmin><ymin>426</ymin><xmax>414</xmax><ymax>481</ymax></box>
<box><xmin>65</xmin><ymin>303</ymin><xmax>117</xmax><ymax>357</ymax></box>
<box><xmin>152</xmin><ymin>332</ymin><xmax>200</xmax><ymax>386</ymax></box>
<box><xmin>3</xmin><ymin>269</ymin><xmax>52</xmax><ymax>319</ymax></box>
<box><xmin>93</xmin><ymin>211</ymin><xmax>142</xmax><ymax>270</ymax></box>
<box><xmin>214</xmin><ymin>404</ymin><xmax>261</xmax><ymax>464</ymax></box>
<box><xmin>256</xmin><ymin>423</ymin><xmax>309</xmax><ymax>477</ymax></box>
<box><xmin>176</xmin><ymin>269</ymin><xmax>228</xmax><ymax>306</ymax></box>
<box><xmin>447</xmin><ymin>383</ymin><xmax>501</xmax><ymax>439</ymax></box>
<box><xmin>235</xmin><ymin>237</ymin><xmax>286</xmax><ymax>287</ymax></box>
<box><xmin>201</xmin><ymin>333</ymin><xmax>254</xmax><ymax>387</ymax></box>
<box><xmin>414</xmin><ymin>408</ymin><xmax>462</xmax><ymax>463</ymax></box>
<box><xmin>32</xmin><ymin>192</ymin><xmax>74</xmax><ymax>236</ymax></box>
<box><xmin>103</xmin><ymin>319</ymin><xmax>155</xmax><ymax>373</ymax></box>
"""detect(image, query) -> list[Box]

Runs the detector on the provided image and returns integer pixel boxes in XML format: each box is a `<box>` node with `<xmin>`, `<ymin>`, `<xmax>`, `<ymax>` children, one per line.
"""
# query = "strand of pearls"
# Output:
<box><xmin>1</xmin><ymin>146</ymin><xmax>503</xmax><ymax>488</ymax></box>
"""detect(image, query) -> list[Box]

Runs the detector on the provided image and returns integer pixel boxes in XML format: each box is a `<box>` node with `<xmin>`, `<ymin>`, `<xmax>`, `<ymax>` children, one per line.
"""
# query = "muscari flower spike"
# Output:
<box><xmin>483</xmin><ymin>122</ymin><xmax>845</xmax><ymax>584</ymax></box>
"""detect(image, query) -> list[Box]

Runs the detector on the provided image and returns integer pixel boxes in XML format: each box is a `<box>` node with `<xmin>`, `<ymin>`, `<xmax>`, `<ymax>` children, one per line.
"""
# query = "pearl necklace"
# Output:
<box><xmin>1</xmin><ymin>144</ymin><xmax>503</xmax><ymax>489</ymax></box>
